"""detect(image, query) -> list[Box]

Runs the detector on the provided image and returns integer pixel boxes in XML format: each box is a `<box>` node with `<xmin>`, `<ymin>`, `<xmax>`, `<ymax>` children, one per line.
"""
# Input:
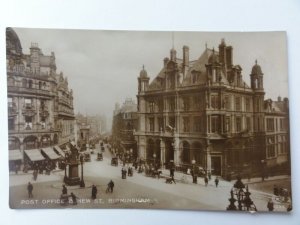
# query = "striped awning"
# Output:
<box><xmin>41</xmin><ymin>147</ymin><xmax>60</xmax><ymax>160</ymax></box>
<box><xmin>53</xmin><ymin>145</ymin><xmax>65</xmax><ymax>157</ymax></box>
<box><xmin>24</xmin><ymin>149</ymin><xmax>45</xmax><ymax>161</ymax></box>
<box><xmin>9</xmin><ymin>150</ymin><xmax>22</xmax><ymax>161</ymax></box>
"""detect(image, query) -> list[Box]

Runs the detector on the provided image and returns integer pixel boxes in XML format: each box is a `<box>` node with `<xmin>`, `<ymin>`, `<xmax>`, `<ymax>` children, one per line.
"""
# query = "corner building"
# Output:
<box><xmin>135</xmin><ymin>39</ymin><xmax>290</xmax><ymax>177</ymax></box>
<box><xmin>6</xmin><ymin>28</ymin><xmax>75</xmax><ymax>165</ymax></box>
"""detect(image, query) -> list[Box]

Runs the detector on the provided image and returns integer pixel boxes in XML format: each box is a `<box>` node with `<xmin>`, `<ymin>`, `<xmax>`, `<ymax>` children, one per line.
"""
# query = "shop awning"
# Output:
<box><xmin>9</xmin><ymin>150</ymin><xmax>22</xmax><ymax>161</ymax></box>
<box><xmin>24</xmin><ymin>149</ymin><xmax>45</xmax><ymax>161</ymax></box>
<box><xmin>53</xmin><ymin>146</ymin><xmax>65</xmax><ymax>157</ymax></box>
<box><xmin>41</xmin><ymin>147</ymin><xmax>60</xmax><ymax>160</ymax></box>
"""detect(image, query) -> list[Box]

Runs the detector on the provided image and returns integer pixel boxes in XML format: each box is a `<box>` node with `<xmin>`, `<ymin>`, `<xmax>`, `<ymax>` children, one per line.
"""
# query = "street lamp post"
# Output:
<box><xmin>227</xmin><ymin>176</ymin><xmax>257</xmax><ymax>211</ymax></box>
<box><xmin>261</xmin><ymin>159</ymin><xmax>265</xmax><ymax>181</ymax></box>
<box><xmin>192</xmin><ymin>159</ymin><xmax>197</xmax><ymax>184</ymax></box>
<box><xmin>80</xmin><ymin>154</ymin><xmax>85</xmax><ymax>187</ymax></box>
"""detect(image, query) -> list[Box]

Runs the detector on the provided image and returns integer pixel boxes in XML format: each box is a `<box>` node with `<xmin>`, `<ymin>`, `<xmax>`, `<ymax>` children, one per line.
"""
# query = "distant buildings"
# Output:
<box><xmin>7</xmin><ymin>28</ymin><xmax>75</xmax><ymax>166</ymax></box>
<box><xmin>75</xmin><ymin>113</ymin><xmax>107</xmax><ymax>150</ymax></box>
<box><xmin>112</xmin><ymin>98</ymin><xmax>138</xmax><ymax>158</ymax></box>
<box><xmin>135</xmin><ymin>39</ymin><xmax>290</xmax><ymax>176</ymax></box>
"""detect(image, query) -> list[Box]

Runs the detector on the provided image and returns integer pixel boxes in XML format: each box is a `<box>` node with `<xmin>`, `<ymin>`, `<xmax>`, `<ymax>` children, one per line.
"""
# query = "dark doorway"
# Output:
<box><xmin>211</xmin><ymin>156</ymin><xmax>221</xmax><ymax>175</ymax></box>
<box><xmin>165</xmin><ymin>139</ymin><xmax>174</xmax><ymax>168</ymax></box>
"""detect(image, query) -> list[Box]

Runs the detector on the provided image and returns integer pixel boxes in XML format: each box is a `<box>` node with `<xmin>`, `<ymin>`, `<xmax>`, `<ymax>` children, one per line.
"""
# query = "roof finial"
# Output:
<box><xmin>255</xmin><ymin>59</ymin><xmax>257</xmax><ymax>65</ymax></box>
<box><xmin>142</xmin><ymin>64</ymin><xmax>145</xmax><ymax>70</ymax></box>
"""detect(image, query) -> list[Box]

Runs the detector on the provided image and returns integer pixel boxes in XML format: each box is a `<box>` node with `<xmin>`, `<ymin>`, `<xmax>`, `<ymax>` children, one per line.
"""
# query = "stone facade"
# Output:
<box><xmin>7</xmin><ymin>28</ymin><xmax>75</xmax><ymax>160</ymax></box>
<box><xmin>112</xmin><ymin>98</ymin><xmax>138</xmax><ymax>158</ymax></box>
<box><xmin>135</xmin><ymin>39</ymin><xmax>290</xmax><ymax>177</ymax></box>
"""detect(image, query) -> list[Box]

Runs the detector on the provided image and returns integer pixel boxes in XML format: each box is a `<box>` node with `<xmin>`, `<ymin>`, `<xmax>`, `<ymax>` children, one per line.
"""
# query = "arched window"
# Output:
<box><xmin>39</xmin><ymin>81</ymin><xmax>42</xmax><ymax>89</ymax></box>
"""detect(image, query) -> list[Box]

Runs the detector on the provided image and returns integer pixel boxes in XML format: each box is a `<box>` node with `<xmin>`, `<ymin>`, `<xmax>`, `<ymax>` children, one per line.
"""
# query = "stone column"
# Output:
<box><xmin>205</xmin><ymin>140</ymin><xmax>212</xmax><ymax>174</ymax></box>
<box><xmin>138</xmin><ymin>136</ymin><xmax>146</xmax><ymax>160</ymax></box>
<box><xmin>173</xmin><ymin>134</ymin><xmax>180</xmax><ymax>165</ymax></box>
<box><xmin>160</xmin><ymin>138</ymin><xmax>165</xmax><ymax>168</ymax></box>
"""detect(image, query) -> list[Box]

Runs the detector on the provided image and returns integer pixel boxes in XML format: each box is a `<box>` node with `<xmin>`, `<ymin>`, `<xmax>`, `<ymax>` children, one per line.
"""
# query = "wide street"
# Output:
<box><xmin>9</xmin><ymin>144</ymin><xmax>291</xmax><ymax>212</ymax></box>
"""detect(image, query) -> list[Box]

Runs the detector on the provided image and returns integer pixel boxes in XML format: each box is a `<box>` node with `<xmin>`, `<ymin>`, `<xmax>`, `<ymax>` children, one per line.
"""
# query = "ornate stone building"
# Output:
<box><xmin>135</xmin><ymin>39</ymin><xmax>290</xmax><ymax>176</ymax></box>
<box><xmin>112</xmin><ymin>98</ymin><xmax>138</xmax><ymax>159</ymax></box>
<box><xmin>7</xmin><ymin>28</ymin><xmax>75</xmax><ymax>164</ymax></box>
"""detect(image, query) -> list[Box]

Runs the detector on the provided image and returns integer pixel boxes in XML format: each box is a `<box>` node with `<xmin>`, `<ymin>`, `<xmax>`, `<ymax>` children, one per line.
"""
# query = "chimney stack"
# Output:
<box><xmin>183</xmin><ymin>45</ymin><xmax>189</xmax><ymax>67</ymax></box>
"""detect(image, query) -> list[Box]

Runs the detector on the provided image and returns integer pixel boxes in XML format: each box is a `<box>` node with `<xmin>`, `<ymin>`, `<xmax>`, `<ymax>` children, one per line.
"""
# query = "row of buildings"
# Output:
<box><xmin>7</xmin><ymin>28</ymin><xmax>76</xmax><ymax>168</ymax></box>
<box><xmin>113</xmin><ymin>39</ymin><xmax>290</xmax><ymax>177</ymax></box>
<box><xmin>112</xmin><ymin>99</ymin><xmax>138</xmax><ymax>159</ymax></box>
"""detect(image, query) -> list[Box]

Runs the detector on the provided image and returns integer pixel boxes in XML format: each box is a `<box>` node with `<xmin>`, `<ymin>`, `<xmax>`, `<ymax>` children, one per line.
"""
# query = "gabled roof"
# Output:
<box><xmin>147</xmin><ymin>45</ymin><xmax>249</xmax><ymax>90</ymax></box>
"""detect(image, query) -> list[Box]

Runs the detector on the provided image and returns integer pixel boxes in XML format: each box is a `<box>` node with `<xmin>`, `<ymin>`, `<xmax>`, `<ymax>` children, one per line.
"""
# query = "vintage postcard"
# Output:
<box><xmin>7</xmin><ymin>28</ymin><xmax>291</xmax><ymax>212</ymax></box>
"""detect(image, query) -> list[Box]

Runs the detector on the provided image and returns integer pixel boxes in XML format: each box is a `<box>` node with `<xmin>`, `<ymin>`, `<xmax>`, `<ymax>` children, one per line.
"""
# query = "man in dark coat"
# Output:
<box><xmin>267</xmin><ymin>198</ymin><xmax>274</xmax><ymax>211</ymax></box>
<box><xmin>62</xmin><ymin>184</ymin><xmax>68</xmax><ymax>195</ymax></box>
<box><xmin>70</xmin><ymin>192</ymin><xmax>78</xmax><ymax>205</ymax></box>
<box><xmin>27</xmin><ymin>182</ymin><xmax>33</xmax><ymax>198</ymax></box>
<box><xmin>91</xmin><ymin>185</ymin><xmax>97</xmax><ymax>199</ymax></box>
<box><xmin>107</xmin><ymin>180</ymin><xmax>115</xmax><ymax>193</ymax></box>
<box><xmin>215</xmin><ymin>177</ymin><xmax>219</xmax><ymax>187</ymax></box>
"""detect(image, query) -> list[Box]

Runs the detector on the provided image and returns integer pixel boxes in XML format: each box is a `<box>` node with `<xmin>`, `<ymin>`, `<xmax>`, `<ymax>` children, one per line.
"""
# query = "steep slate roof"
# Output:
<box><xmin>148</xmin><ymin>45</ymin><xmax>251</xmax><ymax>91</ymax></box>
<box><xmin>264</xmin><ymin>99</ymin><xmax>288</xmax><ymax>113</ymax></box>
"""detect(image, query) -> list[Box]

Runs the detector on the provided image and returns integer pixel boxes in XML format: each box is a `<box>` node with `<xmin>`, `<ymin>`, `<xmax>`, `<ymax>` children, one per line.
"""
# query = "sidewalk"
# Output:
<box><xmin>9</xmin><ymin>170</ymin><xmax>63</xmax><ymax>187</ymax></box>
<box><xmin>237</xmin><ymin>175</ymin><xmax>290</xmax><ymax>185</ymax></box>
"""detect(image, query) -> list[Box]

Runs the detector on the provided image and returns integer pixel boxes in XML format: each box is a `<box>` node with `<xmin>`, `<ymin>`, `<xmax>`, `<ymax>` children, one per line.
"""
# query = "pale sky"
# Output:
<box><xmin>14</xmin><ymin>28</ymin><xmax>289</xmax><ymax>126</ymax></box>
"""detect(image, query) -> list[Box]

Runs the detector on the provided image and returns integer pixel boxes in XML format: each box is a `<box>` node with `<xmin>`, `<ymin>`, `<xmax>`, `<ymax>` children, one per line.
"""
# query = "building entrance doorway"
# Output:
<box><xmin>211</xmin><ymin>156</ymin><xmax>221</xmax><ymax>175</ymax></box>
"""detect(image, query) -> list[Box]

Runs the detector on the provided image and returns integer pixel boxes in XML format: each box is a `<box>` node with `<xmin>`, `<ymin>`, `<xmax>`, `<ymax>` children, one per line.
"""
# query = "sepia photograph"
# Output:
<box><xmin>6</xmin><ymin>27</ymin><xmax>292</xmax><ymax>212</ymax></box>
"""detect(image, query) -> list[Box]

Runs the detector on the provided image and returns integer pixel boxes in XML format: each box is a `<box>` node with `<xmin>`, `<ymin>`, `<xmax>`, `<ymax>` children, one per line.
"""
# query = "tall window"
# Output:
<box><xmin>225</xmin><ymin>116</ymin><xmax>231</xmax><ymax>132</ymax></box>
<box><xmin>246</xmin><ymin>117</ymin><xmax>251</xmax><ymax>131</ymax></box>
<box><xmin>211</xmin><ymin>95</ymin><xmax>219</xmax><ymax>109</ymax></box>
<box><xmin>224</xmin><ymin>95</ymin><xmax>230</xmax><ymax>110</ymax></box>
<box><xmin>183</xmin><ymin>117</ymin><xmax>190</xmax><ymax>132</ymax></box>
<box><xmin>22</xmin><ymin>78</ymin><xmax>27</xmax><ymax>87</ymax></box>
<box><xmin>169</xmin><ymin>98</ymin><xmax>175</xmax><ymax>111</ymax></box>
<box><xmin>280</xmin><ymin>118</ymin><xmax>286</xmax><ymax>131</ymax></box>
<box><xmin>245</xmin><ymin>97</ymin><xmax>250</xmax><ymax>111</ymax></box>
<box><xmin>149</xmin><ymin>118</ymin><xmax>154</xmax><ymax>132</ymax></box>
<box><xmin>158</xmin><ymin>117</ymin><xmax>164</xmax><ymax>131</ymax></box>
<box><xmin>266</xmin><ymin>118</ymin><xmax>275</xmax><ymax>132</ymax></box>
<box><xmin>193</xmin><ymin>95</ymin><xmax>201</xmax><ymax>110</ymax></box>
<box><xmin>235</xmin><ymin>97</ymin><xmax>241</xmax><ymax>111</ymax></box>
<box><xmin>169</xmin><ymin>116</ymin><xmax>175</xmax><ymax>129</ymax></box>
<box><xmin>211</xmin><ymin>116</ymin><xmax>219</xmax><ymax>133</ymax></box>
<box><xmin>8</xmin><ymin>118</ymin><xmax>14</xmax><ymax>130</ymax></box>
<box><xmin>40</xmin><ymin>117</ymin><xmax>46</xmax><ymax>129</ymax></box>
<box><xmin>236</xmin><ymin>117</ymin><xmax>242</xmax><ymax>132</ymax></box>
<box><xmin>183</xmin><ymin>97</ymin><xmax>190</xmax><ymax>111</ymax></box>
<box><xmin>194</xmin><ymin>116</ymin><xmax>202</xmax><ymax>132</ymax></box>
<box><xmin>158</xmin><ymin>99</ymin><xmax>164</xmax><ymax>112</ymax></box>
<box><xmin>25</xmin><ymin>116</ymin><xmax>33</xmax><ymax>130</ymax></box>
<box><xmin>266</xmin><ymin>137</ymin><xmax>276</xmax><ymax>158</ymax></box>
<box><xmin>28</xmin><ymin>80</ymin><xmax>33</xmax><ymax>88</ymax></box>
<box><xmin>149</xmin><ymin>101</ymin><xmax>155</xmax><ymax>113</ymax></box>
